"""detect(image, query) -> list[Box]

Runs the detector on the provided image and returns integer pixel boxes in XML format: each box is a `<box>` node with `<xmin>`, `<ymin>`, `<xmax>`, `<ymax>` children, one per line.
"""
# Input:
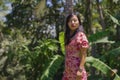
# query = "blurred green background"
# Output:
<box><xmin>0</xmin><ymin>0</ymin><xmax>120</xmax><ymax>80</ymax></box>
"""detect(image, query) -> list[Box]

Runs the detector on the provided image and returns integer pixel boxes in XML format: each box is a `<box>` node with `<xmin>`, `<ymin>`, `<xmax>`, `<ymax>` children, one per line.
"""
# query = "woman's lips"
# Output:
<box><xmin>71</xmin><ymin>24</ymin><xmax>75</xmax><ymax>27</ymax></box>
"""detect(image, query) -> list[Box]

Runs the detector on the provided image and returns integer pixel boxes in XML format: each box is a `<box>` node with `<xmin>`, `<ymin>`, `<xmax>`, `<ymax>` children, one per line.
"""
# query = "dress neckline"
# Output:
<box><xmin>70</xmin><ymin>32</ymin><xmax>78</xmax><ymax>41</ymax></box>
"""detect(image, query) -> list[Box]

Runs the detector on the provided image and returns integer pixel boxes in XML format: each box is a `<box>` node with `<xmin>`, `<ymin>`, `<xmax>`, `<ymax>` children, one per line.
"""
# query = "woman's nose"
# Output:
<box><xmin>71</xmin><ymin>21</ymin><xmax>75</xmax><ymax>24</ymax></box>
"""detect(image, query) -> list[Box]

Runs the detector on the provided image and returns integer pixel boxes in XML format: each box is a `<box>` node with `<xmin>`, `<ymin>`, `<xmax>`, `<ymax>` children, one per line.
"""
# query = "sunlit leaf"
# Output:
<box><xmin>105</xmin><ymin>12</ymin><xmax>120</xmax><ymax>26</ymax></box>
<box><xmin>59</xmin><ymin>32</ymin><xmax>65</xmax><ymax>55</ymax></box>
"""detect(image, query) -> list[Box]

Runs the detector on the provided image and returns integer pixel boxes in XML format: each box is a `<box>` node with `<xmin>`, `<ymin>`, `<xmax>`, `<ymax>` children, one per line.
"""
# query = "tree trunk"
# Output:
<box><xmin>64</xmin><ymin>0</ymin><xmax>73</xmax><ymax>17</ymax></box>
<box><xmin>84</xmin><ymin>0</ymin><xmax>93</xmax><ymax>34</ymax></box>
<box><xmin>63</xmin><ymin>0</ymin><xmax>73</xmax><ymax>31</ymax></box>
<box><xmin>96</xmin><ymin>0</ymin><xmax>106</xmax><ymax>30</ymax></box>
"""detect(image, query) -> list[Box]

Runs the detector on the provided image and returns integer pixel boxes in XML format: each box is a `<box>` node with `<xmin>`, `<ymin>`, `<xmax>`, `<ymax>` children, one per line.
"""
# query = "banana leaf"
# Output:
<box><xmin>59</xmin><ymin>32</ymin><xmax>65</xmax><ymax>54</ymax></box>
<box><xmin>40</xmin><ymin>55</ymin><xmax>64</xmax><ymax>80</ymax></box>
<box><xmin>86</xmin><ymin>56</ymin><xmax>120</xmax><ymax>80</ymax></box>
<box><xmin>105</xmin><ymin>11</ymin><xmax>120</xmax><ymax>26</ymax></box>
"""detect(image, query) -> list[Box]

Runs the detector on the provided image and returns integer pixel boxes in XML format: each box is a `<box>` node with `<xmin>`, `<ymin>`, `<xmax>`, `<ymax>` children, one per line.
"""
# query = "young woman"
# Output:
<box><xmin>62</xmin><ymin>13</ymin><xmax>89</xmax><ymax>80</ymax></box>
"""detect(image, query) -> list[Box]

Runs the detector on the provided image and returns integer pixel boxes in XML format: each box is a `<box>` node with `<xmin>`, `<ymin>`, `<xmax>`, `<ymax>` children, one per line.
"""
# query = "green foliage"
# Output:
<box><xmin>0</xmin><ymin>30</ymin><xmax>29</xmax><ymax>80</ymax></box>
<box><xmin>103</xmin><ymin>47</ymin><xmax>120</xmax><ymax>75</ymax></box>
<box><xmin>18</xmin><ymin>39</ymin><xmax>59</xmax><ymax>79</ymax></box>
<box><xmin>34</xmin><ymin>0</ymin><xmax>46</xmax><ymax>18</ymax></box>
<box><xmin>40</xmin><ymin>55</ymin><xmax>64</xmax><ymax>80</ymax></box>
<box><xmin>88</xmin><ymin>30</ymin><xmax>110</xmax><ymax>43</ymax></box>
<box><xmin>59</xmin><ymin>32</ymin><xmax>65</xmax><ymax>54</ymax></box>
<box><xmin>105</xmin><ymin>11</ymin><xmax>120</xmax><ymax>26</ymax></box>
<box><xmin>0</xmin><ymin>28</ymin><xmax>59</xmax><ymax>79</ymax></box>
<box><xmin>86</xmin><ymin>56</ymin><xmax>120</xmax><ymax>80</ymax></box>
<box><xmin>5</xmin><ymin>3</ymin><xmax>34</xmax><ymax>28</ymax></box>
<box><xmin>0</xmin><ymin>56</ymin><xmax>7</xmax><ymax>70</ymax></box>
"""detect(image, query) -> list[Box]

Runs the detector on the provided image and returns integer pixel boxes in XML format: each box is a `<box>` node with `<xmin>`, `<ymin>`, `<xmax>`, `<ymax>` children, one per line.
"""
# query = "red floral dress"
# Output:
<box><xmin>62</xmin><ymin>32</ymin><xmax>89</xmax><ymax>80</ymax></box>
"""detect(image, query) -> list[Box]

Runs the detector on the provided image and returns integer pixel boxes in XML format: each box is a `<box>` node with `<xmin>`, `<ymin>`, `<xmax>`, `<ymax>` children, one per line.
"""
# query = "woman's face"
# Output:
<box><xmin>68</xmin><ymin>15</ymin><xmax>80</xmax><ymax>31</ymax></box>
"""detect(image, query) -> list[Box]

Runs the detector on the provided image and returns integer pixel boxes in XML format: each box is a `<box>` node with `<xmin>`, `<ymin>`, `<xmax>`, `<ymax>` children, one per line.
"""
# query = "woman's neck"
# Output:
<box><xmin>70</xmin><ymin>30</ymin><xmax>75</xmax><ymax>36</ymax></box>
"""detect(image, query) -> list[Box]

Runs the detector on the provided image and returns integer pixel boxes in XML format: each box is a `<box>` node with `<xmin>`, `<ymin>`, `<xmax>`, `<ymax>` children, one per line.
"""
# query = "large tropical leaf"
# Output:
<box><xmin>106</xmin><ymin>47</ymin><xmax>120</xmax><ymax>70</ymax></box>
<box><xmin>100</xmin><ymin>47</ymin><xmax>120</xmax><ymax>67</ymax></box>
<box><xmin>94</xmin><ymin>37</ymin><xmax>115</xmax><ymax>43</ymax></box>
<box><xmin>40</xmin><ymin>55</ymin><xmax>64</xmax><ymax>80</ymax></box>
<box><xmin>59</xmin><ymin>32</ymin><xmax>65</xmax><ymax>54</ymax></box>
<box><xmin>105</xmin><ymin>11</ymin><xmax>120</xmax><ymax>26</ymax></box>
<box><xmin>86</xmin><ymin>56</ymin><xmax>120</xmax><ymax>80</ymax></box>
<box><xmin>108</xmin><ymin>47</ymin><xmax>120</xmax><ymax>55</ymax></box>
<box><xmin>88</xmin><ymin>30</ymin><xmax>110</xmax><ymax>43</ymax></box>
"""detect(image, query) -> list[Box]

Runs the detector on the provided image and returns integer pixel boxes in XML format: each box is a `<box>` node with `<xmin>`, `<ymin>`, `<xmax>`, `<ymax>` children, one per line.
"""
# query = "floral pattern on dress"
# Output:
<box><xmin>62</xmin><ymin>32</ymin><xmax>89</xmax><ymax>80</ymax></box>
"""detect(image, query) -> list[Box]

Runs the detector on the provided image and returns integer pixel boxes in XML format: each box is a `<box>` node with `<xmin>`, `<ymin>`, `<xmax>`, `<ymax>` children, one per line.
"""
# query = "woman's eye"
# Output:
<box><xmin>72</xmin><ymin>20</ymin><xmax>77</xmax><ymax>22</ymax></box>
<box><xmin>74</xmin><ymin>20</ymin><xmax>77</xmax><ymax>22</ymax></box>
<box><xmin>71</xmin><ymin>20</ymin><xmax>76</xmax><ymax>22</ymax></box>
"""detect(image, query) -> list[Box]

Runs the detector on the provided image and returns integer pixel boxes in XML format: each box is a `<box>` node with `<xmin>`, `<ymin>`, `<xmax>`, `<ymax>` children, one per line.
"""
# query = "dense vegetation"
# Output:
<box><xmin>0</xmin><ymin>0</ymin><xmax>120</xmax><ymax>80</ymax></box>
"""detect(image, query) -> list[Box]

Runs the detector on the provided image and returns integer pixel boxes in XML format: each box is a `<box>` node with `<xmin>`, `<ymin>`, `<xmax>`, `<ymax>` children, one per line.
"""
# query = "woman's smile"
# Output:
<box><xmin>71</xmin><ymin>24</ymin><xmax>76</xmax><ymax>27</ymax></box>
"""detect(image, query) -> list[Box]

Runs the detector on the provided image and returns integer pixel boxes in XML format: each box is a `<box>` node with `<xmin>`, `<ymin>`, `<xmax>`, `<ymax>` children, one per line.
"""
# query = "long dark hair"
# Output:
<box><xmin>65</xmin><ymin>13</ymin><xmax>84</xmax><ymax>45</ymax></box>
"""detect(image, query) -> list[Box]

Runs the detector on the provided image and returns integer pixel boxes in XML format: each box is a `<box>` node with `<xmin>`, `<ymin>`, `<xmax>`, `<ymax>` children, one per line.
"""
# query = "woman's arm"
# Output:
<box><xmin>76</xmin><ymin>32</ymin><xmax>89</xmax><ymax>80</ymax></box>
<box><xmin>76</xmin><ymin>48</ymin><xmax>87</xmax><ymax>80</ymax></box>
<box><xmin>79</xmin><ymin>48</ymin><xmax>87</xmax><ymax>70</ymax></box>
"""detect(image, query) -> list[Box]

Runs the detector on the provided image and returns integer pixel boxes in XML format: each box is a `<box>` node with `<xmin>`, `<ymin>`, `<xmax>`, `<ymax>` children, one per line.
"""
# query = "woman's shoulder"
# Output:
<box><xmin>76</xmin><ymin>31</ymin><xmax>86</xmax><ymax>37</ymax></box>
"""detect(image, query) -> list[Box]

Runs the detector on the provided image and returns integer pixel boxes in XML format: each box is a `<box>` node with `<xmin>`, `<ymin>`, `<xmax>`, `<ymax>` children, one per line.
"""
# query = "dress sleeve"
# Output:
<box><xmin>76</xmin><ymin>32</ymin><xmax>89</xmax><ymax>50</ymax></box>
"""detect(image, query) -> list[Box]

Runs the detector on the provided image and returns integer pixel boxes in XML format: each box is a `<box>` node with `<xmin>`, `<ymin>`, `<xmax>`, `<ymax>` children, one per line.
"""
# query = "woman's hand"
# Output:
<box><xmin>76</xmin><ymin>70</ymin><xmax>82</xmax><ymax>80</ymax></box>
